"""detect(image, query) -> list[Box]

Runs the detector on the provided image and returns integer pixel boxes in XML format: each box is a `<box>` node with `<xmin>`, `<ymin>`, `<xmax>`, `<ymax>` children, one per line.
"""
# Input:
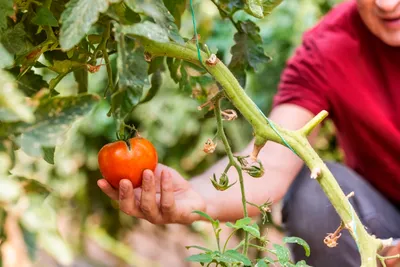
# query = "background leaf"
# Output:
<box><xmin>124</xmin><ymin>0</ymin><xmax>183</xmax><ymax>43</ymax></box>
<box><xmin>164</xmin><ymin>0</ymin><xmax>187</xmax><ymax>28</ymax></box>
<box><xmin>121</xmin><ymin>21</ymin><xmax>169</xmax><ymax>42</ymax></box>
<box><xmin>185</xmin><ymin>253</ymin><xmax>213</xmax><ymax>263</ymax></box>
<box><xmin>283</xmin><ymin>236</ymin><xmax>310</xmax><ymax>257</ymax></box>
<box><xmin>0</xmin><ymin>0</ymin><xmax>13</xmax><ymax>31</ymax></box>
<box><xmin>42</xmin><ymin>146</ymin><xmax>55</xmax><ymax>164</ymax></box>
<box><xmin>243</xmin><ymin>223</ymin><xmax>260</xmax><ymax>238</ymax></box>
<box><xmin>262</xmin><ymin>0</ymin><xmax>283</xmax><ymax>16</ymax></box>
<box><xmin>16</xmin><ymin>94</ymin><xmax>99</xmax><ymax>156</ymax></box>
<box><xmin>0</xmin><ymin>43</ymin><xmax>13</xmax><ymax>68</ymax></box>
<box><xmin>222</xmin><ymin>250</ymin><xmax>252</xmax><ymax>265</ymax></box>
<box><xmin>8</xmin><ymin>68</ymin><xmax>49</xmax><ymax>97</ymax></box>
<box><xmin>59</xmin><ymin>0</ymin><xmax>109</xmax><ymax>50</ymax></box>
<box><xmin>1</xmin><ymin>23</ymin><xmax>33</xmax><ymax>56</ymax></box>
<box><xmin>273</xmin><ymin>244</ymin><xmax>290</xmax><ymax>265</ymax></box>
<box><xmin>0</xmin><ymin>69</ymin><xmax>35</xmax><ymax>123</ymax></box>
<box><xmin>112</xmin><ymin>35</ymin><xmax>149</xmax><ymax>118</ymax></box>
<box><xmin>228</xmin><ymin>20</ymin><xmax>271</xmax><ymax>88</ymax></box>
<box><xmin>107</xmin><ymin>2</ymin><xmax>141</xmax><ymax>25</ymax></box>
<box><xmin>32</xmin><ymin>7</ymin><xmax>59</xmax><ymax>27</ymax></box>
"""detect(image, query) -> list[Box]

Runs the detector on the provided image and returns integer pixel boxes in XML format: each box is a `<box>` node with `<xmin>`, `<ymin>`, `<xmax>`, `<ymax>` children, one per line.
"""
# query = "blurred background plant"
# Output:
<box><xmin>1</xmin><ymin>0</ymin><xmax>343</xmax><ymax>266</ymax></box>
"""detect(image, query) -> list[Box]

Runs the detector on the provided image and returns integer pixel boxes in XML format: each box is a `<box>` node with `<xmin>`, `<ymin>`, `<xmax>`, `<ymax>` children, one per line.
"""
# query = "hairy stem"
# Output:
<box><xmin>137</xmin><ymin>38</ymin><xmax>385</xmax><ymax>266</ymax></box>
<box><xmin>223</xmin><ymin>229</ymin><xmax>239</xmax><ymax>253</ymax></box>
<box><xmin>214</xmin><ymin>98</ymin><xmax>250</xmax><ymax>255</ymax></box>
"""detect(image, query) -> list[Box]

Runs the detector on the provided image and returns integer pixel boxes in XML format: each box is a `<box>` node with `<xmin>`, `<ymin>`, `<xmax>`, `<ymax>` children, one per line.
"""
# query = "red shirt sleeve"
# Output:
<box><xmin>272</xmin><ymin>35</ymin><xmax>331</xmax><ymax>116</ymax></box>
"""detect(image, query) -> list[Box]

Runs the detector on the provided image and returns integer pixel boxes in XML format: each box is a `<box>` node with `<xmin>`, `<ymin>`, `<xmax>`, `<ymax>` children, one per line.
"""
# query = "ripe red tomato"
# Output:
<box><xmin>98</xmin><ymin>137</ymin><xmax>158</xmax><ymax>189</ymax></box>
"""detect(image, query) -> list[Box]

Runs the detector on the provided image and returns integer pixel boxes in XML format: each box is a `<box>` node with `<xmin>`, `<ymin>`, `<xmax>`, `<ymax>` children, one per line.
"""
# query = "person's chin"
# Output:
<box><xmin>380</xmin><ymin>32</ymin><xmax>400</xmax><ymax>47</ymax></box>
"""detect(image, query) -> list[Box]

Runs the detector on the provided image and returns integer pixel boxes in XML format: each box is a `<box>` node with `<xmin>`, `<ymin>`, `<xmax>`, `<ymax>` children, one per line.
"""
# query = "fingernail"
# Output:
<box><xmin>142</xmin><ymin>172</ymin><xmax>152</xmax><ymax>191</ymax></box>
<box><xmin>120</xmin><ymin>180</ymin><xmax>129</xmax><ymax>194</ymax></box>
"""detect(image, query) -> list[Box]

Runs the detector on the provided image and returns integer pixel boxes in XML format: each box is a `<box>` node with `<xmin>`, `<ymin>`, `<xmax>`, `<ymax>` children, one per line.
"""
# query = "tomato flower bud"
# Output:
<box><xmin>210</xmin><ymin>173</ymin><xmax>237</xmax><ymax>191</ymax></box>
<box><xmin>236</xmin><ymin>156</ymin><xmax>264</xmax><ymax>178</ymax></box>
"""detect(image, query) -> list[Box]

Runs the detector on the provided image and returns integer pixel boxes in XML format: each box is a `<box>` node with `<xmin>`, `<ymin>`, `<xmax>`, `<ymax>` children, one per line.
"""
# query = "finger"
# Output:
<box><xmin>97</xmin><ymin>179</ymin><xmax>118</xmax><ymax>200</ymax></box>
<box><xmin>140</xmin><ymin>170</ymin><xmax>161</xmax><ymax>223</ymax></box>
<box><xmin>155</xmin><ymin>163</ymin><xmax>189</xmax><ymax>190</ymax></box>
<box><xmin>160</xmin><ymin>170</ymin><xmax>176</xmax><ymax>220</ymax></box>
<box><xmin>119</xmin><ymin>179</ymin><xmax>144</xmax><ymax>218</ymax></box>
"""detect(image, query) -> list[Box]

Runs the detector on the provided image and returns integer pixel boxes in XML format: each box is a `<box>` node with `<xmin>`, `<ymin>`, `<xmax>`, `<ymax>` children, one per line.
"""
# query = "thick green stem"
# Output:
<box><xmin>138</xmin><ymin>38</ymin><xmax>385</xmax><ymax>266</ymax></box>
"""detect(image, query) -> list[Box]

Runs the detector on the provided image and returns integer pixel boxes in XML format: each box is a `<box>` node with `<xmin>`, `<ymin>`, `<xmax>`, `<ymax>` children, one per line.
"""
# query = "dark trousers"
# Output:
<box><xmin>282</xmin><ymin>161</ymin><xmax>400</xmax><ymax>266</ymax></box>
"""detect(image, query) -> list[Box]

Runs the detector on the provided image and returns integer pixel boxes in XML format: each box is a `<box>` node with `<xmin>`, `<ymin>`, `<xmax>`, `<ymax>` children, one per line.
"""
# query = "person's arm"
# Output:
<box><xmin>97</xmin><ymin>103</ymin><xmax>321</xmax><ymax>224</ymax></box>
<box><xmin>190</xmin><ymin>103</ymin><xmax>320</xmax><ymax>222</ymax></box>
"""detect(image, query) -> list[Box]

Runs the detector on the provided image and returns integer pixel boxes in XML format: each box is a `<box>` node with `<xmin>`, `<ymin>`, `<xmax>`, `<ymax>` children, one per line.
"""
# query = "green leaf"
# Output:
<box><xmin>0</xmin><ymin>43</ymin><xmax>13</xmax><ymax>68</ymax></box>
<box><xmin>0</xmin><ymin>69</ymin><xmax>35</xmax><ymax>123</ymax></box>
<box><xmin>125</xmin><ymin>0</ymin><xmax>183</xmax><ymax>43</ymax></box>
<box><xmin>256</xmin><ymin>259</ymin><xmax>269</xmax><ymax>267</ymax></box>
<box><xmin>226</xmin><ymin>222</ymin><xmax>236</xmax><ymax>229</ymax></box>
<box><xmin>166</xmin><ymin>57</ymin><xmax>181</xmax><ymax>83</ymax></box>
<box><xmin>42</xmin><ymin>147</ymin><xmax>55</xmax><ymax>164</ymax></box>
<box><xmin>164</xmin><ymin>0</ymin><xmax>187</xmax><ymax>28</ymax></box>
<box><xmin>32</xmin><ymin>7</ymin><xmax>59</xmax><ymax>27</ymax></box>
<box><xmin>59</xmin><ymin>0</ymin><xmax>109</xmax><ymax>50</ymax></box>
<box><xmin>0</xmin><ymin>0</ymin><xmax>13</xmax><ymax>31</ymax></box>
<box><xmin>107</xmin><ymin>2</ymin><xmax>141</xmax><ymax>25</ymax></box>
<box><xmin>235</xmin><ymin>217</ymin><xmax>252</xmax><ymax>227</ymax></box>
<box><xmin>228</xmin><ymin>20</ymin><xmax>271</xmax><ymax>88</ymax></box>
<box><xmin>295</xmin><ymin>260</ymin><xmax>311</xmax><ymax>267</ymax></box>
<box><xmin>140</xmin><ymin>70</ymin><xmax>162</xmax><ymax>104</ymax></box>
<box><xmin>148</xmin><ymin>56</ymin><xmax>165</xmax><ymax>75</ymax></box>
<box><xmin>283</xmin><ymin>236</ymin><xmax>310</xmax><ymax>257</ymax></box>
<box><xmin>16</xmin><ymin>94</ymin><xmax>99</xmax><ymax>157</ymax></box>
<box><xmin>178</xmin><ymin>64</ymin><xmax>192</xmax><ymax>92</ymax></box>
<box><xmin>243</xmin><ymin>223</ymin><xmax>260</xmax><ymax>238</ymax></box>
<box><xmin>219</xmin><ymin>0</ymin><xmax>244</xmax><ymax>14</ymax></box>
<box><xmin>39</xmin><ymin>231</ymin><xmax>74</xmax><ymax>266</ymax></box>
<box><xmin>15</xmin><ymin>176</ymin><xmax>52</xmax><ymax>197</ymax></box>
<box><xmin>222</xmin><ymin>250</ymin><xmax>252</xmax><ymax>265</ymax></box>
<box><xmin>51</xmin><ymin>60</ymin><xmax>84</xmax><ymax>74</ymax></box>
<box><xmin>120</xmin><ymin>21</ymin><xmax>169</xmax><ymax>42</ymax></box>
<box><xmin>185</xmin><ymin>245</ymin><xmax>212</xmax><ymax>252</ymax></box>
<box><xmin>185</xmin><ymin>253</ymin><xmax>213</xmax><ymax>263</ymax></box>
<box><xmin>192</xmin><ymin>210</ymin><xmax>215</xmax><ymax>223</ymax></box>
<box><xmin>20</xmin><ymin>224</ymin><xmax>37</xmax><ymax>260</ymax></box>
<box><xmin>245</xmin><ymin>0</ymin><xmax>264</xmax><ymax>18</ymax></box>
<box><xmin>0</xmin><ymin>178</ymin><xmax>21</xmax><ymax>203</ymax></box>
<box><xmin>0</xmin><ymin>23</ymin><xmax>33</xmax><ymax>56</ymax></box>
<box><xmin>8</xmin><ymin>68</ymin><xmax>49</xmax><ymax>97</ymax></box>
<box><xmin>263</xmin><ymin>256</ymin><xmax>275</xmax><ymax>264</ymax></box>
<box><xmin>262</xmin><ymin>0</ymin><xmax>283</xmax><ymax>16</ymax></box>
<box><xmin>273</xmin><ymin>244</ymin><xmax>290</xmax><ymax>265</ymax></box>
<box><xmin>112</xmin><ymin>35</ymin><xmax>149</xmax><ymax>119</ymax></box>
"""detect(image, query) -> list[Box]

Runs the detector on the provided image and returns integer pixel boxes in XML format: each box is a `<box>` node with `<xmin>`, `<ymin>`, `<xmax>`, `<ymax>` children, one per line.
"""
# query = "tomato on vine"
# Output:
<box><xmin>98</xmin><ymin>134</ymin><xmax>158</xmax><ymax>189</ymax></box>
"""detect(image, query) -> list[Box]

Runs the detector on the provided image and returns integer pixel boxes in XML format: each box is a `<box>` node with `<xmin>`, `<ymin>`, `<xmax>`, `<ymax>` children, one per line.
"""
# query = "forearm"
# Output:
<box><xmin>189</xmin><ymin>104</ymin><xmax>319</xmax><ymax>222</ymax></box>
<box><xmin>189</xmin><ymin>139</ymin><xmax>304</xmax><ymax>222</ymax></box>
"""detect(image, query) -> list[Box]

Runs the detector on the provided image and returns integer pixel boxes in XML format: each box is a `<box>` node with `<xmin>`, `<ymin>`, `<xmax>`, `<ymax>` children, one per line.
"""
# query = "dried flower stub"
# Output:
<box><xmin>203</xmin><ymin>138</ymin><xmax>217</xmax><ymax>154</ymax></box>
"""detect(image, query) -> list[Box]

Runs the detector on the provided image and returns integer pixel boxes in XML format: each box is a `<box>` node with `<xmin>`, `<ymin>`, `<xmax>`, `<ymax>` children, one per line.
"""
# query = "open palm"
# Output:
<box><xmin>98</xmin><ymin>164</ymin><xmax>206</xmax><ymax>224</ymax></box>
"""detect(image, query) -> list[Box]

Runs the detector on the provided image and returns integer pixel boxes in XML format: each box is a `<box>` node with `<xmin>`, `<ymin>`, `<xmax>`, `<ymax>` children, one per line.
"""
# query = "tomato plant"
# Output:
<box><xmin>98</xmin><ymin>136</ymin><xmax>158</xmax><ymax>189</ymax></box>
<box><xmin>1</xmin><ymin>0</ymin><xmax>378</xmax><ymax>266</ymax></box>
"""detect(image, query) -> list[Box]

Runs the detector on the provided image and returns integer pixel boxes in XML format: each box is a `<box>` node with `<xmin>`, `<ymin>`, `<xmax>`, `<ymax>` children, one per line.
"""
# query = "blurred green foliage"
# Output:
<box><xmin>0</xmin><ymin>0</ymin><xmax>343</xmax><ymax>266</ymax></box>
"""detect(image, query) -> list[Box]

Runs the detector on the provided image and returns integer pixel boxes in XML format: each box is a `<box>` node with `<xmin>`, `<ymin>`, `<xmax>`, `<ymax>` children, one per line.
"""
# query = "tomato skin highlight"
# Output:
<box><xmin>98</xmin><ymin>137</ymin><xmax>158</xmax><ymax>189</ymax></box>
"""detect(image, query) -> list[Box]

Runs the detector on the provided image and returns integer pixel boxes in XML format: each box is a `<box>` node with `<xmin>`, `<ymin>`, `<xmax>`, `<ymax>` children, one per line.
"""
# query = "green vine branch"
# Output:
<box><xmin>213</xmin><ymin>97</ymin><xmax>250</xmax><ymax>255</ymax></box>
<box><xmin>137</xmin><ymin>37</ymin><xmax>388</xmax><ymax>266</ymax></box>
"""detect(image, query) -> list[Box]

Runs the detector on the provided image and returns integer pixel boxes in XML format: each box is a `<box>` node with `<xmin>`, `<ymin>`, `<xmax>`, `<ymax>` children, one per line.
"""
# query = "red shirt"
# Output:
<box><xmin>272</xmin><ymin>0</ymin><xmax>400</xmax><ymax>205</ymax></box>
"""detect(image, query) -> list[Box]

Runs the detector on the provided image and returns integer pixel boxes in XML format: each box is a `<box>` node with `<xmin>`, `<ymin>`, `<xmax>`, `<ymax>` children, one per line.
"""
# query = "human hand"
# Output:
<box><xmin>97</xmin><ymin>164</ymin><xmax>207</xmax><ymax>224</ymax></box>
<box><xmin>379</xmin><ymin>240</ymin><xmax>400</xmax><ymax>267</ymax></box>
